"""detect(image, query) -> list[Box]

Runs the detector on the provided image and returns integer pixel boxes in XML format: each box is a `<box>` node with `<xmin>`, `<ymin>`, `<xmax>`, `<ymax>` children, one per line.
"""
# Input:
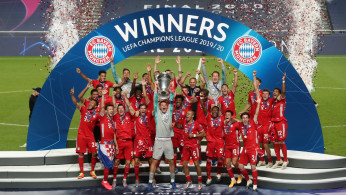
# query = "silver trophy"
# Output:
<box><xmin>155</xmin><ymin>71</ymin><xmax>174</xmax><ymax>99</ymax></box>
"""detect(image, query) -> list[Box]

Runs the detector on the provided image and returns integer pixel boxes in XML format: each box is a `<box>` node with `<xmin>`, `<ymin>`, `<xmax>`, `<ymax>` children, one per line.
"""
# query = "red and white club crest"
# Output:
<box><xmin>85</xmin><ymin>36</ymin><xmax>115</xmax><ymax>66</ymax></box>
<box><xmin>232</xmin><ymin>35</ymin><xmax>262</xmax><ymax>66</ymax></box>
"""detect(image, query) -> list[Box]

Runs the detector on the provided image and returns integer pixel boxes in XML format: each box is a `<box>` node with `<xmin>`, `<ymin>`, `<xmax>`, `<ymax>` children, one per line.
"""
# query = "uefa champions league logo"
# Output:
<box><xmin>85</xmin><ymin>36</ymin><xmax>115</xmax><ymax>66</ymax></box>
<box><xmin>232</xmin><ymin>35</ymin><xmax>262</xmax><ymax>66</ymax></box>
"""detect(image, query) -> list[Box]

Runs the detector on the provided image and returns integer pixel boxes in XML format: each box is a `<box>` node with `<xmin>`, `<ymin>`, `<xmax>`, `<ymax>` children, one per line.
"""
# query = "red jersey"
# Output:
<box><xmin>113</xmin><ymin>113</ymin><xmax>133</xmax><ymax>139</ymax></box>
<box><xmin>172</xmin><ymin>105</ymin><xmax>192</xmax><ymax>132</ymax></box>
<box><xmin>258</xmin><ymin>98</ymin><xmax>274</xmax><ymax>125</ymax></box>
<box><xmin>247</xmin><ymin>90</ymin><xmax>263</xmax><ymax>118</ymax></box>
<box><xmin>196</xmin><ymin>97</ymin><xmax>215</xmax><ymax>126</ymax></box>
<box><xmin>223</xmin><ymin>121</ymin><xmax>240</xmax><ymax>147</ymax></box>
<box><xmin>78</xmin><ymin>106</ymin><xmax>99</xmax><ymax>137</ymax></box>
<box><xmin>99</xmin><ymin>114</ymin><xmax>116</xmax><ymax>141</ymax></box>
<box><xmin>171</xmin><ymin>77</ymin><xmax>178</xmax><ymax>93</ymax></box>
<box><xmin>183</xmin><ymin>120</ymin><xmax>204</xmax><ymax>147</ymax></box>
<box><xmin>129</xmin><ymin>96</ymin><xmax>147</xmax><ymax>111</ymax></box>
<box><xmin>238</xmin><ymin>120</ymin><xmax>259</xmax><ymax>150</ymax></box>
<box><xmin>134</xmin><ymin>113</ymin><xmax>153</xmax><ymax>140</ymax></box>
<box><xmin>113</xmin><ymin>97</ymin><xmax>125</xmax><ymax>107</ymax></box>
<box><xmin>206</xmin><ymin>114</ymin><xmax>225</xmax><ymax>142</ymax></box>
<box><xmin>271</xmin><ymin>98</ymin><xmax>287</xmax><ymax>122</ymax></box>
<box><xmin>92</xmin><ymin>80</ymin><xmax>114</xmax><ymax>95</ymax></box>
<box><xmin>217</xmin><ymin>91</ymin><xmax>236</xmax><ymax>117</ymax></box>
<box><xmin>145</xmin><ymin>84</ymin><xmax>154</xmax><ymax>112</ymax></box>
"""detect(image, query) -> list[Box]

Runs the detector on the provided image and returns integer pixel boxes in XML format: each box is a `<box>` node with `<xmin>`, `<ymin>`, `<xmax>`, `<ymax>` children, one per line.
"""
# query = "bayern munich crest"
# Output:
<box><xmin>232</xmin><ymin>35</ymin><xmax>262</xmax><ymax>66</ymax></box>
<box><xmin>85</xmin><ymin>36</ymin><xmax>115</xmax><ymax>66</ymax></box>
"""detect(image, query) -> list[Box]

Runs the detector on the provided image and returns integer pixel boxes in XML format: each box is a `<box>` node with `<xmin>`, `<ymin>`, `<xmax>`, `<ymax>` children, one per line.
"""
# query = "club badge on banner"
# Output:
<box><xmin>27</xmin><ymin>8</ymin><xmax>323</xmax><ymax>153</ymax></box>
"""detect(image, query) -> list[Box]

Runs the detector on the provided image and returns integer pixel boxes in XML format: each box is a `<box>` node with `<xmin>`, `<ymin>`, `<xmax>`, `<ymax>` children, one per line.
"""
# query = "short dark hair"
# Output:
<box><xmin>263</xmin><ymin>88</ymin><xmax>271</xmax><ymax>95</ymax></box>
<box><xmin>135</xmin><ymin>86</ymin><xmax>142</xmax><ymax>92</ymax></box>
<box><xmin>256</xmin><ymin>77</ymin><xmax>262</xmax><ymax>84</ymax></box>
<box><xmin>105</xmin><ymin>104</ymin><xmax>114</xmax><ymax>110</ymax></box>
<box><xmin>241</xmin><ymin>112</ymin><xmax>250</xmax><ymax>119</ymax></box>
<box><xmin>212</xmin><ymin>71</ymin><xmax>220</xmax><ymax>76</ymax></box>
<box><xmin>114</xmin><ymin>87</ymin><xmax>122</xmax><ymax>91</ymax></box>
<box><xmin>117</xmin><ymin>103</ymin><xmax>125</xmax><ymax>109</ymax></box>
<box><xmin>187</xmin><ymin>110</ymin><xmax>195</xmax><ymax>116</ymax></box>
<box><xmin>96</xmin><ymin>84</ymin><xmax>103</xmax><ymax>89</ymax></box>
<box><xmin>212</xmin><ymin>106</ymin><xmax>219</xmax><ymax>111</ymax></box>
<box><xmin>225</xmin><ymin>110</ymin><xmax>234</xmax><ymax>116</ymax></box>
<box><xmin>142</xmin><ymin>73</ymin><xmax>148</xmax><ymax>78</ymax></box>
<box><xmin>274</xmin><ymin>88</ymin><xmax>282</xmax><ymax>94</ymax></box>
<box><xmin>90</xmin><ymin>89</ymin><xmax>98</xmax><ymax>95</ymax></box>
<box><xmin>159</xmin><ymin>101</ymin><xmax>167</xmax><ymax>106</ymax></box>
<box><xmin>123</xmin><ymin>68</ymin><xmax>130</xmax><ymax>73</ymax></box>
<box><xmin>90</xmin><ymin>99</ymin><xmax>99</xmax><ymax>106</ymax></box>
<box><xmin>189</xmin><ymin>77</ymin><xmax>197</xmax><ymax>82</ymax></box>
<box><xmin>222</xmin><ymin>84</ymin><xmax>228</xmax><ymax>88</ymax></box>
<box><xmin>175</xmin><ymin>95</ymin><xmax>185</xmax><ymax>102</ymax></box>
<box><xmin>200</xmin><ymin>89</ymin><xmax>209</xmax><ymax>96</ymax></box>
<box><xmin>139</xmin><ymin>103</ymin><xmax>147</xmax><ymax>109</ymax></box>
<box><xmin>165</xmin><ymin>69</ymin><xmax>171</xmax><ymax>72</ymax></box>
<box><xmin>99</xmin><ymin>70</ymin><xmax>106</xmax><ymax>75</ymax></box>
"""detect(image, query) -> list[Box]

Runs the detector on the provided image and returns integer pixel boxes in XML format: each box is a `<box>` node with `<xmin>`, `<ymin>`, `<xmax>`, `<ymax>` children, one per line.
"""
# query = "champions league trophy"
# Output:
<box><xmin>156</xmin><ymin>71</ymin><xmax>174</xmax><ymax>99</ymax></box>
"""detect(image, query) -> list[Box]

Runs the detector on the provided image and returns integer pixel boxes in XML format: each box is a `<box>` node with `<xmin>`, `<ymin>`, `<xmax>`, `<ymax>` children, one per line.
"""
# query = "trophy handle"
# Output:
<box><xmin>154</xmin><ymin>70</ymin><xmax>160</xmax><ymax>81</ymax></box>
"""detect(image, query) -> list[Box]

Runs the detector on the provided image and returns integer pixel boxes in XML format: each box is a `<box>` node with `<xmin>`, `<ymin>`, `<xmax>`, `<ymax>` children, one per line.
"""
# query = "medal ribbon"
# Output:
<box><xmin>140</xmin><ymin>115</ymin><xmax>148</xmax><ymax>127</ymax></box>
<box><xmin>225</xmin><ymin>122</ymin><xmax>232</xmax><ymax>134</ymax></box>
<box><xmin>223</xmin><ymin>95</ymin><xmax>230</xmax><ymax>107</ymax></box>
<box><xmin>87</xmin><ymin>109</ymin><xmax>96</xmax><ymax>122</ymax></box>
<box><xmin>213</xmin><ymin>117</ymin><xmax>220</xmax><ymax>129</ymax></box>
<box><xmin>187</xmin><ymin>121</ymin><xmax>194</xmax><ymax>133</ymax></box>
<box><xmin>244</xmin><ymin>124</ymin><xmax>249</xmax><ymax>137</ymax></box>
<box><xmin>213</xmin><ymin>83</ymin><xmax>219</xmax><ymax>91</ymax></box>
<box><xmin>175</xmin><ymin>107</ymin><xmax>183</xmax><ymax>120</ymax></box>
<box><xmin>107</xmin><ymin>115</ymin><xmax>115</xmax><ymax>129</ymax></box>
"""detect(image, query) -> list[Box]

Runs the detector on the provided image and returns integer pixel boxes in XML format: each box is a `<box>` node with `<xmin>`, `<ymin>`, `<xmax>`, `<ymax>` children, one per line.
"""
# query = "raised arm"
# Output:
<box><xmin>122</xmin><ymin>93</ymin><xmax>136</xmax><ymax>116</ymax></box>
<box><xmin>110</xmin><ymin>57</ymin><xmax>121</xmax><ymax>84</ymax></box>
<box><xmin>253</xmin><ymin>96</ymin><xmax>261</xmax><ymax>124</ymax></box>
<box><xmin>142</xmin><ymin>80</ymin><xmax>150</xmax><ymax>105</ymax></box>
<box><xmin>129</xmin><ymin>72</ymin><xmax>138</xmax><ymax>97</ymax></box>
<box><xmin>146</xmin><ymin>63</ymin><xmax>155</xmax><ymax>90</ymax></box>
<box><xmin>201</xmin><ymin>57</ymin><xmax>210</xmax><ymax>83</ymax></box>
<box><xmin>217</xmin><ymin>58</ymin><xmax>227</xmax><ymax>85</ymax></box>
<box><xmin>70</xmin><ymin>88</ymin><xmax>81</xmax><ymax>110</ymax></box>
<box><xmin>100</xmin><ymin>89</ymin><xmax>107</xmax><ymax>116</ymax></box>
<box><xmin>153</xmin><ymin>56</ymin><xmax>161</xmax><ymax>80</ymax></box>
<box><xmin>282</xmin><ymin>73</ymin><xmax>286</xmax><ymax>99</ymax></box>
<box><xmin>200</xmin><ymin>98</ymin><xmax>208</xmax><ymax>117</ymax></box>
<box><xmin>76</xmin><ymin>68</ymin><xmax>92</xmax><ymax>83</ymax></box>
<box><xmin>176</xmin><ymin>56</ymin><xmax>183</xmax><ymax>81</ymax></box>
<box><xmin>78</xmin><ymin>81</ymin><xmax>92</xmax><ymax>103</ymax></box>
<box><xmin>196</xmin><ymin>69</ymin><xmax>206</xmax><ymax>89</ymax></box>
<box><xmin>231</xmin><ymin>69</ymin><xmax>238</xmax><ymax>94</ymax></box>
<box><xmin>179</xmin><ymin>72</ymin><xmax>191</xmax><ymax>87</ymax></box>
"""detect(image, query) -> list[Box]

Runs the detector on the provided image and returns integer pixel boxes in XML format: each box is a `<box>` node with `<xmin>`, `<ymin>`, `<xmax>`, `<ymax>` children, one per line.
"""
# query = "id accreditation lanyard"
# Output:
<box><xmin>86</xmin><ymin>109</ymin><xmax>96</xmax><ymax>122</ymax></box>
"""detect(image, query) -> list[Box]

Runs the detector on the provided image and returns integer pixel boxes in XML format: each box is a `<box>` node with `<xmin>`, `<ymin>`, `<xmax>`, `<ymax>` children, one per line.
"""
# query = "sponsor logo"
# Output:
<box><xmin>232</xmin><ymin>35</ymin><xmax>262</xmax><ymax>65</ymax></box>
<box><xmin>85</xmin><ymin>36</ymin><xmax>114</xmax><ymax>66</ymax></box>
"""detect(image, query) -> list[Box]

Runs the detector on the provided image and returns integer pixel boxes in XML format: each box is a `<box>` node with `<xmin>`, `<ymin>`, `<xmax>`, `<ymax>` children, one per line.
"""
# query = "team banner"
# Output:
<box><xmin>27</xmin><ymin>8</ymin><xmax>323</xmax><ymax>153</ymax></box>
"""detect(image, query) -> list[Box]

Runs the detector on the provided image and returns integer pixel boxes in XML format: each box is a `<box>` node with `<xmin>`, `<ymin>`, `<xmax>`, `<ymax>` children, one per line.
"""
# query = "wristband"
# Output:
<box><xmin>283</xmin><ymin>81</ymin><xmax>285</xmax><ymax>83</ymax></box>
<box><xmin>178</xmin><ymin>71</ymin><xmax>182</xmax><ymax>74</ymax></box>
<box><xmin>197</xmin><ymin>73</ymin><xmax>201</xmax><ymax>75</ymax></box>
<box><xmin>193</xmin><ymin>134</ymin><xmax>196</xmax><ymax>138</ymax></box>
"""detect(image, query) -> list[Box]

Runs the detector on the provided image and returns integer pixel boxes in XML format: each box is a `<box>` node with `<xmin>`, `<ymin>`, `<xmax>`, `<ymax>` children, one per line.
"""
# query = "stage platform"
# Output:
<box><xmin>1</xmin><ymin>147</ymin><xmax>346</xmax><ymax>190</ymax></box>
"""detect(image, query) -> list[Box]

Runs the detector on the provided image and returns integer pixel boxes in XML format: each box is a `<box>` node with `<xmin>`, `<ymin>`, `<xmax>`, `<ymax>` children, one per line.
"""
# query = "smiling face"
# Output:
<box><xmin>88</xmin><ymin>100</ymin><xmax>97</xmax><ymax>110</ymax></box>
<box><xmin>99</xmin><ymin>73</ymin><xmax>106</xmax><ymax>82</ymax></box>
<box><xmin>96</xmin><ymin>86</ymin><xmax>103</xmax><ymax>96</ymax></box>
<box><xmin>106</xmin><ymin>105</ymin><xmax>114</xmax><ymax>116</ymax></box>
<box><xmin>159</xmin><ymin>101</ymin><xmax>168</xmax><ymax>113</ymax></box>
<box><xmin>118</xmin><ymin>104</ymin><xmax>125</xmax><ymax>115</ymax></box>
<box><xmin>221</xmin><ymin>85</ymin><xmax>229</xmax><ymax>95</ymax></box>
<box><xmin>189</xmin><ymin>78</ymin><xmax>197</xmax><ymax>88</ymax></box>
<box><xmin>114</xmin><ymin>88</ymin><xmax>122</xmax><ymax>98</ymax></box>
<box><xmin>175</xmin><ymin>97</ymin><xmax>183</xmax><ymax>108</ymax></box>
<box><xmin>186</xmin><ymin>110</ymin><xmax>194</xmax><ymax>122</ymax></box>
<box><xmin>212</xmin><ymin>72</ymin><xmax>219</xmax><ymax>83</ymax></box>
<box><xmin>273</xmin><ymin>88</ymin><xmax>281</xmax><ymax>99</ymax></box>
<box><xmin>225</xmin><ymin>111</ymin><xmax>232</xmax><ymax>120</ymax></box>
<box><xmin>139</xmin><ymin>105</ymin><xmax>146</xmax><ymax>115</ymax></box>
<box><xmin>263</xmin><ymin>91</ymin><xmax>270</xmax><ymax>101</ymax></box>
<box><xmin>211</xmin><ymin>106</ymin><xmax>219</xmax><ymax>118</ymax></box>
<box><xmin>91</xmin><ymin>91</ymin><xmax>99</xmax><ymax>100</ymax></box>
<box><xmin>123</xmin><ymin>70</ymin><xmax>130</xmax><ymax>79</ymax></box>
<box><xmin>241</xmin><ymin>114</ymin><xmax>250</xmax><ymax>125</ymax></box>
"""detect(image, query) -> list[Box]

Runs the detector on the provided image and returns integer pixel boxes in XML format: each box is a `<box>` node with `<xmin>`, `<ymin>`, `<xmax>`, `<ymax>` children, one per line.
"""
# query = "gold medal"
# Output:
<box><xmin>87</xmin><ymin>119</ymin><xmax>90</xmax><ymax>122</ymax></box>
<box><xmin>244</xmin><ymin>135</ymin><xmax>247</xmax><ymax>139</ymax></box>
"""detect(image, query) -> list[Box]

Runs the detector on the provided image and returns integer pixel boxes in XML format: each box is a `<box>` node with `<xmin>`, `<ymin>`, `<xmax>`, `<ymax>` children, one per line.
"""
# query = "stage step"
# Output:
<box><xmin>0</xmin><ymin>148</ymin><xmax>346</xmax><ymax>190</ymax></box>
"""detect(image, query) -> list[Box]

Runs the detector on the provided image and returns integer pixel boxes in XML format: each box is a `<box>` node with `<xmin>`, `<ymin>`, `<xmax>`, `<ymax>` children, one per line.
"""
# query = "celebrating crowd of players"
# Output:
<box><xmin>70</xmin><ymin>56</ymin><xmax>288</xmax><ymax>191</ymax></box>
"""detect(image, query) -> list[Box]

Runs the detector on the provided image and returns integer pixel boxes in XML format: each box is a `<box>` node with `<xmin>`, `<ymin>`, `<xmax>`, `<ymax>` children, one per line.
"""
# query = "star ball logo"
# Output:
<box><xmin>85</xmin><ymin>36</ymin><xmax>115</xmax><ymax>66</ymax></box>
<box><xmin>232</xmin><ymin>35</ymin><xmax>262</xmax><ymax>66</ymax></box>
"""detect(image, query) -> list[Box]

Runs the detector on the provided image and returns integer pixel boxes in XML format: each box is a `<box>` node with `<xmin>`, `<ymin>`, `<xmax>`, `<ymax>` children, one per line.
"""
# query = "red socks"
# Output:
<box><xmin>281</xmin><ymin>143</ymin><xmax>288</xmax><ymax>162</ymax></box>
<box><xmin>217</xmin><ymin>159</ymin><xmax>223</xmax><ymax>174</ymax></box>
<box><xmin>124</xmin><ymin>164</ymin><xmax>130</xmax><ymax>179</ymax></box>
<box><xmin>268</xmin><ymin>156</ymin><xmax>273</xmax><ymax>163</ymax></box>
<box><xmin>227</xmin><ymin>167</ymin><xmax>234</xmax><ymax>178</ymax></box>
<box><xmin>198</xmin><ymin>176</ymin><xmax>202</xmax><ymax>183</ymax></box>
<box><xmin>186</xmin><ymin>175</ymin><xmax>192</xmax><ymax>182</ymax></box>
<box><xmin>134</xmin><ymin>164</ymin><xmax>139</xmax><ymax>180</ymax></box>
<box><xmin>252</xmin><ymin>169</ymin><xmax>258</xmax><ymax>185</ymax></box>
<box><xmin>240</xmin><ymin>168</ymin><xmax>249</xmax><ymax>181</ymax></box>
<box><xmin>274</xmin><ymin>143</ymin><xmax>281</xmax><ymax>161</ymax></box>
<box><xmin>78</xmin><ymin>154</ymin><xmax>84</xmax><ymax>173</ymax></box>
<box><xmin>206</xmin><ymin>159</ymin><xmax>212</xmax><ymax>179</ymax></box>
<box><xmin>113</xmin><ymin>165</ymin><xmax>119</xmax><ymax>179</ymax></box>
<box><xmin>103</xmin><ymin>168</ymin><xmax>109</xmax><ymax>181</ymax></box>
<box><xmin>157</xmin><ymin>159</ymin><xmax>161</xmax><ymax>168</ymax></box>
<box><xmin>91</xmin><ymin>156</ymin><xmax>97</xmax><ymax>171</ymax></box>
